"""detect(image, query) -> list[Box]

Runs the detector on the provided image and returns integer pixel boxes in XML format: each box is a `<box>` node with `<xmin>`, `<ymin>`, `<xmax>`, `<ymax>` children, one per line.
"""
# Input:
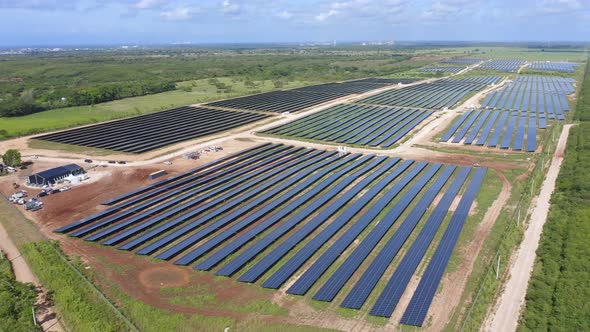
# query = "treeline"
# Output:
<box><xmin>0</xmin><ymin>50</ymin><xmax>419</xmax><ymax>117</ymax></box>
<box><xmin>519</xmin><ymin>61</ymin><xmax>590</xmax><ymax>331</ymax></box>
<box><xmin>0</xmin><ymin>251</ymin><xmax>41</xmax><ymax>331</ymax></box>
<box><xmin>0</xmin><ymin>80</ymin><xmax>176</xmax><ymax>117</ymax></box>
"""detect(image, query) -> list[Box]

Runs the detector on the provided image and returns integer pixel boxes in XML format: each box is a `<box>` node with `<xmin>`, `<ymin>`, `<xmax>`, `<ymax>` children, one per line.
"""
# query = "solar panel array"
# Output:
<box><xmin>263</xmin><ymin>104</ymin><xmax>433</xmax><ymax>148</ymax></box>
<box><xmin>529</xmin><ymin>61</ymin><xmax>581</xmax><ymax>73</ymax></box>
<box><xmin>421</xmin><ymin>67</ymin><xmax>464</xmax><ymax>73</ymax></box>
<box><xmin>440</xmin><ymin>58</ymin><xmax>483</xmax><ymax>65</ymax></box>
<box><xmin>479</xmin><ymin>59</ymin><xmax>526</xmax><ymax>72</ymax></box>
<box><xmin>440</xmin><ymin>109</ymin><xmax>539</xmax><ymax>152</ymax></box>
<box><xmin>348</xmin><ymin>78</ymin><xmax>420</xmax><ymax>85</ymax></box>
<box><xmin>56</xmin><ymin>143</ymin><xmax>488</xmax><ymax>326</ymax></box>
<box><xmin>35</xmin><ymin>106</ymin><xmax>271</xmax><ymax>153</ymax></box>
<box><xmin>206</xmin><ymin>80</ymin><xmax>395</xmax><ymax>113</ymax></box>
<box><xmin>481</xmin><ymin>75</ymin><xmax>574</xmax><ymax>120</ymax></box>
<box><xmin>356</xmin><ymin>76</ymin><xmax>501</xmax><ymax>110</ymax></box>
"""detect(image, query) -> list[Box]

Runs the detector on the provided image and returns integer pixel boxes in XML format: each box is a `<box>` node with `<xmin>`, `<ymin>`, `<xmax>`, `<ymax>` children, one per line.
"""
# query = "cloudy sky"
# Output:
<box><xmin>1</xmin><ymin>0</ymin><xmax>588</xmax><ymax>46</ymax></box>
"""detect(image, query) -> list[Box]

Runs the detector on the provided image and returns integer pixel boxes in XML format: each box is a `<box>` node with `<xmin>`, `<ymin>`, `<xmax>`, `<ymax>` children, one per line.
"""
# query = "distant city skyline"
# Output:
<box><xmin>1</xmin><ymin>0</ymin><xmax>589</xmax><ymax>46</ymax></box>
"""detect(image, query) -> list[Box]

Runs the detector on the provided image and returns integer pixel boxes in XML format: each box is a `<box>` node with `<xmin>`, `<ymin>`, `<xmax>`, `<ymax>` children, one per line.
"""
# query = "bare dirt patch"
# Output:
<box><xmin>139</xmin><ymin>266</ymin><xmax>190</xmax><ymax>289</ymax></box>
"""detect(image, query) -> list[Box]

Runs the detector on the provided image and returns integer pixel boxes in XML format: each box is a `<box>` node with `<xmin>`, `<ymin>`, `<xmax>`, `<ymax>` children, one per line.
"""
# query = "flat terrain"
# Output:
<box><xmin>0</xmin><ymin>45</ymin><xmax>585</xmax><ymax>332</ymax></box>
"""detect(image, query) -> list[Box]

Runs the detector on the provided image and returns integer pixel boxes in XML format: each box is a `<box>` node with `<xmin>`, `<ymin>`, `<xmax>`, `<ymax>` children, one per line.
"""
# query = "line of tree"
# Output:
<box><xmin>519</xmin><ymin>61</ymin><xmax>590</xmax><ymax>331</ymax></box>
<box><xmin>0</xmin><ymin>80</ymin><xmax>176</xmax><ymax>117</ymax></box>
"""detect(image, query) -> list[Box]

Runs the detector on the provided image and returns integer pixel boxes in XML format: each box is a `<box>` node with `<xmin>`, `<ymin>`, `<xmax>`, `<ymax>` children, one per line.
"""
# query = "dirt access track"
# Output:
<box><xmin>485</xmin><ymin>124</ymin><xmax>573</xmax><ymax>332</ymax></box>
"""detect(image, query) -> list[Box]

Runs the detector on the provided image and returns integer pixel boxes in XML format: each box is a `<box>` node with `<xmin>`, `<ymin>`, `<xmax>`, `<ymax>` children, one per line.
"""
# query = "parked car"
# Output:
<box><xmin>37</xmin><ymin>192</ymin><xmax>47</xmax><ymax>198</ymax></box>
<box><xmin>59</xmin><ymin>186</ymin><xmax>71</xmax><ymax>192</ymax></box>
<box><xmin>84</xmin><ymin>159</ymin><xmax>93</xmax><ymax>163</ymax></box>
<box><xmin>51</xmin><ymin>189</ymin><xmax>60</xmax><ymax>194</ymax></box>
<box><xmin>118</xmin><ymin>161</ymin><xmax>126</xmax><ymax>164</ymax></box>
<box><xmin>108</xmin><ymin>160</ymin><xmax>116</xmax><ymax>164</ymax></box>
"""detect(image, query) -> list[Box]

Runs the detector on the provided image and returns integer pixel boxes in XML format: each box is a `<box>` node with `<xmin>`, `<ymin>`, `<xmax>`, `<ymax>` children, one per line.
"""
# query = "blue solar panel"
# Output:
<box><xmin>262</xmin><ymin>160</ymin><xmax>401</xmax><ymax>288</ymax></box>
<box><xmin>526</xmin><ymin>117</ymin><xmax>537</xmax><ymax>152</ymax></box>
<box><xmin>100</xmin><ymin>143</ymin><xmax>274</xmax><ymax>206</ymax></box>
<box><xmin>463</xmin><ymin>111</ymin><xmax>490</xmax><ymax>145</ymax></box>
<box><xmin>440</xmin><ymin>110</ymin><xmax>473</xmax><ymax>142</ymax></box>
<box><xmin>108</xmin><ymin>147</ymin><xmax>306</xmax><ymax>250</ymax></box>
<box><xmin>381</xmin><ymin>111</ymin><xmax>433</xmax><ymax>147</ymax></box>
<box><xmin>340</xmin><ymin>165</ymin><xmax>456</xmax><ymax>310</ymax></box>
<box><xmin>169</xmin><ymin>152</ymin><xmax>345</xmax><ymax>266</ymax></box>
<box><xmin>512</xmin><ymin>114</ymin><xmax>527</xmax><ymax>151</ymax></box>
<box><xmin>180</xmin><ymin>154</ymin><xmax>356</xmax><ymax>268</ymax></box>
<box><xmin>202</xmin><ymin>155</ymin><xmax>372</xmax><ymax>274</ymax></box>
<box><xmin>368</xmin><ymin>167</ymin><xmax>471</xmax><ymax>318</ymax></box>
<box><xmin>487</xmin><ymin>112</ymin><xmax>508</xmax><ymax>147</ymax></box>
<box><xmin>399</xmin><ymin>168</ymin><xmax>487</xmax><ymax>326</ymax></box>
<box><xmin>313</xmin><ymin>162</ymin><xmax>436</xmax><ymax>302</ymax></box>
<box><xmin>500</xmin><ymin>112</ymin><xmax>518</xmax><ymax>149</ymax></box>
<box><xmin>475</xmin><ymin>111</ymin><xmax>499</xmax><ymax>146</ymax></box>
<box><xmin>72</xmin><ymin>145</ymin><xmax>297</xmax><ymax>239</ymax></box>
<box><xmin>137</xmin><ymin>149</ymin><xmax>321</xmax><ymax>257</ymax></box>
<box><xmin>355</xmin><ymin>109</ymin><xmax>413</xmax><ymax>145</ymax></box>
<box><xmin>236</xmin><ymin>157</ymin><xmax>390</xmax><ymax>283</ymax></box>
<box><xmin>56</xmin><ymin>144</ymin><xmax>286</xmax><ymax>234</ymax></box>
<box><xmin>217</xmin><ymin>156</ymin><xmax>383</xmax><ymax>277</ymax></box>
<box><xmin>286</xmin><ymin>160</ymin><xmax>416</xmax><ymax>295</ymax></box>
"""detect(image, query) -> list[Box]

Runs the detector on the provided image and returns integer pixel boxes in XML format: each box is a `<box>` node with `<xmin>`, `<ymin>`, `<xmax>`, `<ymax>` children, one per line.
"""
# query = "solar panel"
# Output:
<box><xmin>368</xmin><ymin>166</ymin><xmax>471</xmax><ymax>318</ymax></box>
<box><xmin>258</xmin><ymin>158</ymin><xmax>402</xmax><ymax>288</ymax></box>
<box><xmin>399</xmin><ymin>168</ymin><xmax>487</xmax><ymax>326</ymax></box>
<box><xmin>313</xmin><ymin>162</ymin><xmax>436</xmax><ymax>302</ymax></box>
<box><xmin>340</xmin><ymin>165</ymin><xmax>456</xmax><ymax>309</ymax></box>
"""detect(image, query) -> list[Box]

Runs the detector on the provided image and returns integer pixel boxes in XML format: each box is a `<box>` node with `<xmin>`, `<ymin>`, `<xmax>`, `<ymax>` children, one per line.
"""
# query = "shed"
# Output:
<box><xmin>28</xmin><ymin>164</ymin><xmax>84</xmax><ymax>186</ymax></box>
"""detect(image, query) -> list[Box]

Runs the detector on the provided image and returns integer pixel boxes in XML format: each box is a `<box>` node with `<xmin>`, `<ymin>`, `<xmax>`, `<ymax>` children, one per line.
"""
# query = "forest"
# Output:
<box><xmin>519</xmin><ymin>61</ymin><xmax>590</xmax><ymax>331</ymax></box>
<box><xmin>0</xmin><ymin>48</ymin><xmax>421</xmax><ymax>117</ymax></box>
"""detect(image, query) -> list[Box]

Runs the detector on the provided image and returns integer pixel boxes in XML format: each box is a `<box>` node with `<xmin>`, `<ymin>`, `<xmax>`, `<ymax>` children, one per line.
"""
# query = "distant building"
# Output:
<box><xmin>27</xmin><ymin>164</ymin><xmax>84</xmax><ymax>186</ymax></box>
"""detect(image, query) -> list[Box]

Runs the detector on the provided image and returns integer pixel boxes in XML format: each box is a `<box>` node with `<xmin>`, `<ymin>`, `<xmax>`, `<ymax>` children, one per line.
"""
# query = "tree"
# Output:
<box><xmin>2</xmin><ymin>149</ymin><xmax>21</xmax><ymax>167</ymax></box>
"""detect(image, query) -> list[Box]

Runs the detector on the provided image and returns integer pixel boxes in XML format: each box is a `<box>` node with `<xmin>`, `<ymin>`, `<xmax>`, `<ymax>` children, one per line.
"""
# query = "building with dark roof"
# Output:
<box><xmin>27</xmin><ymin>164</ymin><xmax>84</xmax><ymax>186</ymax></box>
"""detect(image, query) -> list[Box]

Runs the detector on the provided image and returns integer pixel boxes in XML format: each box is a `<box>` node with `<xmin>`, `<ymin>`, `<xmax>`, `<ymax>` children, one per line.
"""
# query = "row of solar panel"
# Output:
<box><xmin>263</xmin><ymin>104</ymin><xmax>433</xmax><ymax>147</ymax></box>
<box><xmin>356</xmin><ymin>76</ymin><xmax>501</xmax><ymax>110</ymax></box>
<box><xmin>440</xmin><ymin>109</ymin><xmax>539</xmax><ymax>152</ymax></box>
<box><xmin>529</xmin><ymin>61</ymin><xmax>581</xmax><ymax>73</ymax></box>
<box><xmin>56</xmin><ymin>143</ymin><xmax>487</xmax><ymax>326</ymax></box>
<box><xmin>205</xmin><ymin>80</ymin><xmax>407</xmax><ymax>113</ymax></box>
<box><xmin>421</xmin><ymin>67</ymin><xmax>464</xmax><ymax>73</ymax></box>
<box><xmin>481</xmin><ymin>76</ymin><xmax>574</xmax><ymax>120</ymax></box>
<box><xmin>35</xmin><ymin>106</ymin><xmax>271</xmax><ymax>153</ymax></box>
<box><xmin>479</xmin><ymin>59</ymin><xmax>526</xmax><ymax>72</ymax></box>
<box><xmin>440</xmin><ymin>58</ymin><xmax>483</xmax><ymax>65</ymax></box>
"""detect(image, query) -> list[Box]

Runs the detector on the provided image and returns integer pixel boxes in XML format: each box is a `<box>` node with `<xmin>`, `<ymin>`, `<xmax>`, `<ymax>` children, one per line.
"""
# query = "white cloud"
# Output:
<box><xmin>536</xmin><ymin>0</ymin><xmax>587</xmax><ymax>14</ymax></box>
<box><xmin>223</xmin><ymin>0</ymin><xmax>240</xmax><ymax>15</ymax></box>
<box><xmin>160</xmin><ymin>6</ymin><xmax>192</xmax><ymax>20</ymax></box>
<box><xmin>315</xmin><ymin>9</ymin><xmax>338</xmax><ymax>21</ymax></box>
<box><xmin>133</xmin><ymin>0</ymin><xmax>162</xmax><ymax>10</ymax></box>
<box><xmin>277</xmin><ymin>10</ymin><xmax>292</xmax><ymax>19</ymax></box>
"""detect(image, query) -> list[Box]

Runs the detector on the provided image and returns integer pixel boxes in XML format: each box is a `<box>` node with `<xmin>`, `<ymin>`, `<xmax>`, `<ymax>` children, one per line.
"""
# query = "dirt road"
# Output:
<box><xmin>0</xmin><ymin>221</ymin><xmax>64</xmax><ymax>332</ymax></box>
<box><xmin>484</xmin><ymin>124</ymin><xmax>573</xmax><ymax>332</ymax></box>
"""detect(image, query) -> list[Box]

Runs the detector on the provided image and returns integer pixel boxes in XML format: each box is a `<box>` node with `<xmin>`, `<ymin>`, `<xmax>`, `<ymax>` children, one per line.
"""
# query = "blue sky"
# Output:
<box><xmin>1</xmin><ymin>0</ymin><xmax>589</xmax><ymax>46</ymax></box>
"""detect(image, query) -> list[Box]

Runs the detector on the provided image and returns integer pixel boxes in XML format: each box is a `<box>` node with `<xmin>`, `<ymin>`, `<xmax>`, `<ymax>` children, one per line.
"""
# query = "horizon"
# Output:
<box><xmin>1</xmin><ymin>0</ymin><xmax>589</xmax><ymax>46</ymax></box>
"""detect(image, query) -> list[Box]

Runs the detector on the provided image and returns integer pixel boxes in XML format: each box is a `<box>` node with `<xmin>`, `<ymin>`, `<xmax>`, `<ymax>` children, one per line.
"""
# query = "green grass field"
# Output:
<box><xmin>0</xmin><ymin>77</ymin><xmax>315</xmax><ymax>140</ymax></box>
